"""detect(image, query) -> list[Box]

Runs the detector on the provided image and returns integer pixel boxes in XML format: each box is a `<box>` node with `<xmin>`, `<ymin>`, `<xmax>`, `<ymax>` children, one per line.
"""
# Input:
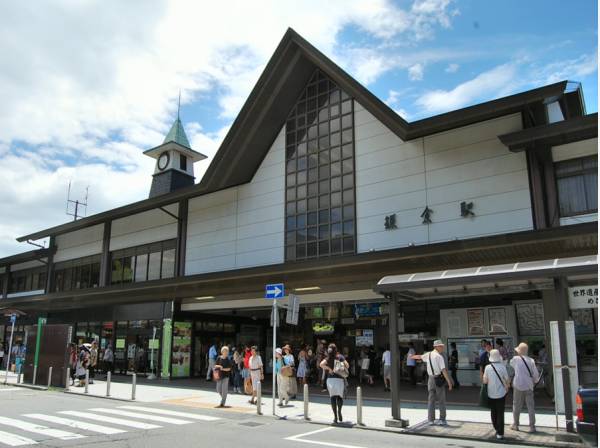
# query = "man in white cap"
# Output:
<box><xmin>411</xmin><ymin>340</ymin><xmax>453</xmax><ymax>425</ymax></box>
<box><xmin>510</xmin><ymin>342</ymin><xmax>539</xmax><ymax>432</ymax></box>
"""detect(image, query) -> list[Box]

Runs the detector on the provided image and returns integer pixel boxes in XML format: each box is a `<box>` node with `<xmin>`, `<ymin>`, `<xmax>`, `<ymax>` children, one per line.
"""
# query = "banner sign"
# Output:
<box><xmin>568</xmin><ymin>286</ymin><xmax>598</xmax><ymax>309</ymax></box>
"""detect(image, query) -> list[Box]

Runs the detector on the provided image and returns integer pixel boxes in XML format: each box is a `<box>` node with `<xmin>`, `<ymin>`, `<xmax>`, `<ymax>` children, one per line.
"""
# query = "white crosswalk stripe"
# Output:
<box><xmin>88</xmin><ymin>408</ymin><xmax>192</xmax><ymax>425</ymax></box>
<box><xmin>0</xmin><ymin>416</ymin><xmax>84</xmax><ymax>441</ymax></box>
<box><xmin>23</xmin><ymin>414</ymin><xmax>127</xmax><ymax>435</ymax></box>
<box><xmin>58</xmin><ymin>410</ymin><xmax>161</xmax><ymax>430</ymax></box>
<box><xmin>118</xmin><ymin>406</ymin><xmax>220</xmax><ymax>421</ymax></box>
<box><xmin>0</xmin><ymin>388</ymin><xmax>23</xmax><ymax>392</ymax></box>
<box><xmin>0</xmin><ymin>429</ymin><xmax>37</xmax><ymax>447</ymax></box>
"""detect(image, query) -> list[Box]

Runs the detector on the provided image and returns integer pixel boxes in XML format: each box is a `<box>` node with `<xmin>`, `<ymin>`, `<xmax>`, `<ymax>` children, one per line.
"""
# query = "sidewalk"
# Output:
<box><xmin>46</xmin><ymin>374</ymin><xmax>579</xmax><ymax>447</ymax></box>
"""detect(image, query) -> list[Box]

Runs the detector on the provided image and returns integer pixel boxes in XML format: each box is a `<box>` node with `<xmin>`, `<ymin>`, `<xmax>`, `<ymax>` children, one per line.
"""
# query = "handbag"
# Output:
<box><xmin>212</xmin><ymin>367</ymin><xmax>221</xmax><ymax>381</ymax></box>
<box><xmin>281</xmin><ymin>365</ymin><xmax>294</xmax><ymax>377</ymax></box>
<box><xmin>479</xmin><ymin>384</ymin><xmax>490</xmax><ymax>408</ymax></box>
<box><xmin>429</xmin><ymin>354</ymin><xmax>446</xmax><ymax>387</ymax></box>
<box><xmin>333</xmin><ymin>359</ymin><xmax>349</xmax><ymax>378</ymax></box>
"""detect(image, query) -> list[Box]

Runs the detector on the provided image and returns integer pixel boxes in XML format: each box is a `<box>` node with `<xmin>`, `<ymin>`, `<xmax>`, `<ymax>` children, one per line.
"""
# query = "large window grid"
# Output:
<box><xmin>555</xmin><ymin>155</ymin><xmax>597</xmax><ymax>217</ymax></box>
<box><xmin>8</xmin><ymin>267</ymin><xmax>47</xmax><ymax>293</ymax></box>
<box><xmin>285</xmin><ymin>69</ymin><xmax>356</xmax><ymax>261</ymax></box>
<box><xmin>111</xmin><ymin>239</ymin><xmax>176</xmax><ymax>285</ymax></box>
<box><xmin>54</xmin><ymin>255</ymin><xmax>101</xmax><ymax>292</ymax></box>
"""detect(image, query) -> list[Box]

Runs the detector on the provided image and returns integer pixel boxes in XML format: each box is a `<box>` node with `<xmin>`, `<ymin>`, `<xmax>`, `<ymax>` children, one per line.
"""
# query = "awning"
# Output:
<box><xmin>374</xmin><ymin>255</ymin><xmax>598</xmax><ymax>300</ymax></box>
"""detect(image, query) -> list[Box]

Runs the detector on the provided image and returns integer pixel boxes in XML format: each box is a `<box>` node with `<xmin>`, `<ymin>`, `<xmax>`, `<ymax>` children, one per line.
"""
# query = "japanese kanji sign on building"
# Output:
<box><xmin>568</xmin><ymin>285</ymin><xmax>598</xmax><ymax>309</ymax></box>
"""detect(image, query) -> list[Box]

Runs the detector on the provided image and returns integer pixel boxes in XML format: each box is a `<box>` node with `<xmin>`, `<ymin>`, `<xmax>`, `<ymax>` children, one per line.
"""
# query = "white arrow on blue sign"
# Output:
<box><xmin>10</xmin><ymin>314</ymin><xmax>16</xmax><ymax>324</ymax></box>
<box><xmin>265</xmin><ymin>283</ymin><xmax>285</xmax><ymax>299</ymax></box>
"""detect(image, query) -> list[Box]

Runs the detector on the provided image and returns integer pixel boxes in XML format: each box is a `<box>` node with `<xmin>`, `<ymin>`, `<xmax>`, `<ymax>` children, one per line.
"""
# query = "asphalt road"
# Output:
<box><xmin>0</xmin><ymin>385</ymin><xmax>533</xmax><ymax>448</ymax></box>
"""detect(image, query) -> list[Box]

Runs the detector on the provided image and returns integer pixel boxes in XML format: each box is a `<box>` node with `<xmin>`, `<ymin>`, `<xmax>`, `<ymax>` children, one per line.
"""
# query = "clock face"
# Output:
<box><xmin>157</xmin><ymin>151</ymin><xmax>170</xmax><ymax>171</ymax></box>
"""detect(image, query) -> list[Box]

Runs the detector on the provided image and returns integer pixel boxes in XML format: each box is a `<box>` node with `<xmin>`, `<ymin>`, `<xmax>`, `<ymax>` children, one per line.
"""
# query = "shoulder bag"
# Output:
<box><xmin>429</xmin><ymin>354</ymin><xmax>446</xmax><ymax>387</ymax></box>
<box><xmin>333</xmin><ymin>358</ymin><xmax>349</xmax><ymax>378</ymax></box>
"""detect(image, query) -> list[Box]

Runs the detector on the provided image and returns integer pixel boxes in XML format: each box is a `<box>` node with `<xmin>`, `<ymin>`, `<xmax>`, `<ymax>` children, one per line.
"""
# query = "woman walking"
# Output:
<box><xmin>320</xmin><ymin>343</ymin><xmax>349</xmax><ymax>424</ymax></box>
<box><xmin>483</xmin><ymin>349</ymin><xmax>511</xmax><ymax>440</ymax></box>
<box><xmin>214</xmin><ymin>346</ymin><xmax>232</xmax><ymax>407</ymax></box>
<box><xmin>297</xmin><ymin>345</ymin><xmax>309</xmax><ymax>388</ymax></box>
<box><xmin>233</xmin><ymin>346</ymin><xmax>244</xmax><ymax>393</ymax></box>
<box><xmin>283</xmin><ymin>345</ymin><xmax>297</xmax><ymax>399</ymax></box>
<box><xmin>248</xmin><ymin>346</ymin><xmax>263</xmax><ymax>405</ymax></box>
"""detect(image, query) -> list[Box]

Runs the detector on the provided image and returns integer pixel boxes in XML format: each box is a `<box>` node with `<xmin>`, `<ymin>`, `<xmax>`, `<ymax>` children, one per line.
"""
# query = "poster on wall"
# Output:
<box><xmin>515</xmin><ymin>302</ymin><xmax>545</xmax><ymax>336</ymax></box>
<box><xmin>571</xmin><ymin>309</ymin><xmax>596</xmax><ymax>334</ymax></box>
<box><xmin>355</xmin><ymin>329</ymin><xmax>374</xmax><ymax>347</ymax></box>
<box><xmin>447</xmin><ymin>316</ymin><xmax>462</xmax><ymax>338</ymax></box>
<box><xmin>171</xmin><ymin>321</ymin><xmax>191</xmax><ymax>377</ymax></box>
<box><xmin>447</xmin><ymin>338</ymin><xmax>482</xmax><ymax>369</ymax></box>
<box><xmin>467</xmin><ymin>309</ymin><xmax>485</xmax><ymax>336</ymax></box>
<box><xmin>488</xmin><ymin>308</ymin><xmax>508</xmax><ymax>335</ymax></box>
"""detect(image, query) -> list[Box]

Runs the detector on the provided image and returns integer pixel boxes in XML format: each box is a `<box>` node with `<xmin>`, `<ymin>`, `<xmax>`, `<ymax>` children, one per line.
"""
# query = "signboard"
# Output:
<box><xmin>355</xmin><ymin>329</ymin><xmax>374</xmax><ymax>347</ymax></box>
<box><xmin>354</xmin><ymin>303</ymin><xmax>382</xmax><ymax>318</ymax></box>
<box><xmin>286</xmin><ymin>294</ymin><xmax>300</xmax><ymax>325</ymax></box>
<box><xmin>568</xmin><ymin>286</ymin><xmax>598</xmax><ymax>309</ymax></box>
<box><xmin>115</xmin><ymin>338</ymin><xmax>125</xmax><ymax>349</ymax></box>
<box><xmin>161</xmin><ymin>318</ymin><xmax>172</xmax><ymax>378</ymax></box>
<box><xmin>10</xmin><ymin>314</ymin><xmax>16</xmax><ymax>324</ymax></box>
<box><xmin>467</xmin><ymin>308</ymin><xmax>485</xmax><ymax>336</ymax></box>
<box><xmin>265</xmin><ymin>283</ymin><xmax>284</xmax><ymax>299</ymax></box>
<box><xmin>312</xmin><ymin>322</ymin><xmax>334</xmax><ymax>335</ymax></box>
<box><xmin>171</xmin><ymin>322</ymin><xmax>191</xmax><ymax>377</ymax></box>
<box><xmin>149</xmin><ymin>339</ymin><xmax>160</xmax><ymax>350</ymax></box>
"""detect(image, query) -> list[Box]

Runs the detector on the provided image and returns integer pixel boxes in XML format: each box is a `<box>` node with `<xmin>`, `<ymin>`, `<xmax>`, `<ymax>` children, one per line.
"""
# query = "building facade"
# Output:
<box><xmin>0</xmin><ymin>29</ymin><xmax>597</xmax><ymax>386</ymax></box>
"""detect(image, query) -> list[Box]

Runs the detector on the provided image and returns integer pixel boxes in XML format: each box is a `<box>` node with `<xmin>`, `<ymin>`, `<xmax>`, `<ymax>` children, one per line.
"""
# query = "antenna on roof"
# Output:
<box><xmin>66</xmin><ymin>181</ymin><xmax>89</xmax><ymax>221</ymax></box>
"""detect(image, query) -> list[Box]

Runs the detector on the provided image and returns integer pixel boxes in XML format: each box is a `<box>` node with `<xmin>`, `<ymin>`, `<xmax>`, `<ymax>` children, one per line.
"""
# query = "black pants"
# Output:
<box><xmin>330</xmin><ymin>396</ymin><xmax>343</xmax><ymax>421</ymax></box>
<box><xmin>450</xmin><ymin>368</ymin><xmax>459</xmax><ymax>388</ymax></box>
<box><xmin>489</xmin><ymin>396</ymin><xmax>506</xmax><ymax>436</ymax></box>
<box><xmin>408</xmin><ymin>366</ymin><xmax>416</xmax><ymax>385</ymax></box>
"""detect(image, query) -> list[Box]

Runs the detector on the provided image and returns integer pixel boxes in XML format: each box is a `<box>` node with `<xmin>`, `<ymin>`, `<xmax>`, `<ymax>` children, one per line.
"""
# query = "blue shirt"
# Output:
<box><xmin>209</xmin><ymin>346</ymin><xmax>217</xmax><ymax>360</ymax></box>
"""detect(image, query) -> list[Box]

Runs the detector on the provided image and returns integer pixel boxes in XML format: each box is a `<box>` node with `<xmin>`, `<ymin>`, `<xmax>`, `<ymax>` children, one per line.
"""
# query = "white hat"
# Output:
<box><xmin>275</xmin><ymin>348</ymin><xmax>282</xmax><ymax>355</ymax></box>
<box><xmin>433</xmin><ymin>339</ymin><xmax>444</xmax><ymax>347</ymax></box>
<box><xmin>489</xmin><ymin>349</ymin><xmax>502</xmax><ymax>363</ymax></box>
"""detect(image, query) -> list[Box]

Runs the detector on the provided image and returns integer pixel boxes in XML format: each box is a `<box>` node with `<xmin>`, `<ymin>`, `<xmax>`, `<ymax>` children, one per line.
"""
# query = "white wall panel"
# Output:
<box><xmin>354</xmin><ymin>100</ymin><xmax>532</xmax><ymax>253</ymax></box>
<box><xmin>10</xmin><ymin>259</ymin><xmax>47</xmax><ymax>271</ymax></box>
<box><xmin>185</xmin><ymin>127</ymin><xmax>285</xmax><ymax>275</ymax></box>
<box><xmin>54</xmin><ymin>224</ymin><xmax>104</xmax><ymax>262</ymax></box>
<box><xmin>552</xmin><ymin>138</ymin><xmax>598</xmax><ymax>162</ymax></box>
<box><xmin>110</xmin><ymin>203</ymin><xmax>178</xmax><ymax>251</ymax></box>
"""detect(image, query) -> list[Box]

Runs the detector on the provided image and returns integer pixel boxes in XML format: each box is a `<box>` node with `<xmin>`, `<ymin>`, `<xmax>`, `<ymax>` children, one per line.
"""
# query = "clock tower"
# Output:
<box><xmin>144</xmin><ymin>113</ymin><xmax>207</xmax><ymax>198</ymax></box>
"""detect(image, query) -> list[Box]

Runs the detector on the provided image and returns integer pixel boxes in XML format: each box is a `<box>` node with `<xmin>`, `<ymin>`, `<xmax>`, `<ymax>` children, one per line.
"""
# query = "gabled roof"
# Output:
<box><xmin>16</xmin><ymin>28</ymin><xmax>578</xmax><ymax>242</ymax></box>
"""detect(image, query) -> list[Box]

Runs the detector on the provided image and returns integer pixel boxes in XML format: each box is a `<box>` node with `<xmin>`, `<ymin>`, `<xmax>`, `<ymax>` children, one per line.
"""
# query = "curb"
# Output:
<box><xmin>6</xmin><ymin>383</ymin><xmax>49</xmax><ymax>391</ymax></box>
<box><xmin>63</xmin><ymin>390</ymin><xmax>134</xmax><ymax>402</ymax></box>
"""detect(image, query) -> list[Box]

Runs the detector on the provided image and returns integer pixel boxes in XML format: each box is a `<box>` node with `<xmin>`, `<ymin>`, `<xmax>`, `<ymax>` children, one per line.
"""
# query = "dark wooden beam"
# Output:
<box><xmin>99</xmin><ymin>221</ymin><xmax>112</xmax><ymax>287</ymax></box>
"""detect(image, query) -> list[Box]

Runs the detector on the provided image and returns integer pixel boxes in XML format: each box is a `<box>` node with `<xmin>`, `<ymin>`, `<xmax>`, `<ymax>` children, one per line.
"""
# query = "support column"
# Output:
<box><xmin>175</xmin><ymin>199</ymin><xmax>188</xmax><ymax>277</ymax></box>
<box><xmin>554</xmin><ymin>277</ymin><xmax>575</xmax><ymax>433</ymax></box>
<box><xmin>386</xmin><ymin>293</ymin><xmax>408</xmax><ymax>428</ymax></box>
<box><xmin>45</xmin><ymin>236</ymin><xmax>56</xmax><ymax>293</ymax></box>
<box><xmin>99</xmin><ymin>221</ymin><xmax>111</xmax><ymax>287</ymax></box>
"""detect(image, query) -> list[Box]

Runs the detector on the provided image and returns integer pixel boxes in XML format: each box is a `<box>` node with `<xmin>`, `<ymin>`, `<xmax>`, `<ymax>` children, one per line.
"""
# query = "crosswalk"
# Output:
<box><xmin>0</xmin><ymin>405</ymin><xmax>221</xmax><ymax>446</ymax></box>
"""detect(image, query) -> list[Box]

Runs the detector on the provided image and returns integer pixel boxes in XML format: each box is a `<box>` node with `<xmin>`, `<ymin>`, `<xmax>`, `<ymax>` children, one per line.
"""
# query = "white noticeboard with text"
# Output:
<box><xmin>568</xmin><ymin>285</ymin><xmax>598</xmax><ymax>309</ymax></box>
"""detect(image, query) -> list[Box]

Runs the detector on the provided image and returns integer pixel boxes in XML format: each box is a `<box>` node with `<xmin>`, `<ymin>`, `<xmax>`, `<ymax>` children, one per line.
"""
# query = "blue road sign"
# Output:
<box><xmin>265</xmin><ymin>283</ymin><xmax>284</xmax><ymax>299</ymax></box>
<box><xmin>10</xmin><ymin>314</ymin><xmax>16</xmax><ymax>324</ymax></box>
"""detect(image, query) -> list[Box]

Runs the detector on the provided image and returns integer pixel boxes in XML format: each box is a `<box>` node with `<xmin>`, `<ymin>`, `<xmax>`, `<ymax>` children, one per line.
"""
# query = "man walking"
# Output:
<box><xmin>382</xmin><ymin>346</ymin><xmax>391</xmax><ymax>391</ymax></box>
<box><xmin>412</xmin><ymin>340</ymin><xmax>453</xmax><ymax>425</ymax></box>
<box><xmin>206</xmin><ymin>342</ymin><xmax>218</xmax><ymax>381</ymax></box>
<box><xmin>510</xmin><ymin>343</ymin><xmax>539</xmax><ymax>433</ymax></box>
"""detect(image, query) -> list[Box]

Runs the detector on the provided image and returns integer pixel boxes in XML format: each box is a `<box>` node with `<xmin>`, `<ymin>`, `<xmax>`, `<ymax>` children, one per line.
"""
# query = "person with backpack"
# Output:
<box><xmin>411</xmin><ymin>340</ymin><xmax>453</xmax><ymax>426</ymax></box>
<box><xmin>483</xmin><ymin>349</ymin><xmax>511</xmax><ymax>440</ymax></box>
<box><xmin>320</xmin><ymin>343</ymin><xmax>349</xmax><ymax>425</ymax></box>
<box><xmin>510</xmin><ymin>342</ymin><xmax>539</xmax><ymax>433</ymax></box>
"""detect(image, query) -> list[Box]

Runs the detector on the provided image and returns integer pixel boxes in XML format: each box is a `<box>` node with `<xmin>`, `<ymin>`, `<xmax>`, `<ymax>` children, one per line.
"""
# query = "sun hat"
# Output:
<box><xmin>275</xmin><ymin>348</ymin><xmax>283</xmax><ymax>355</ymax></box>
<box><xmin>489</xmin><ymin>349</ymin><xmax>502</xmax><ymax>363</ymax></box>
<box><xmin>516</xmin><ymin>342</ymin><xmax>528</xmax><ymax>355</ymax></box>
<box><xmin>433</xmin><ymin>339</ymin><xmax>445</xmax><ymax>347</ymax></box>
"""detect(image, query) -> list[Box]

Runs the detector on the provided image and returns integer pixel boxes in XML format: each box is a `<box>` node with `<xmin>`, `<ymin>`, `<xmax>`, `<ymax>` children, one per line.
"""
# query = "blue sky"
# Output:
<box><xmin>0</xmin><ymin>0</ymin><xmax>597</xmax><ymax>257</ymax></box>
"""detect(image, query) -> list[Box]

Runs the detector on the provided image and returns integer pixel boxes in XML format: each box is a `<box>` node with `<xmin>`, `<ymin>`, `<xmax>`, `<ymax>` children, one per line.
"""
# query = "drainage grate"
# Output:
<box><xmin>239</xmin><ymin>421</ymin><xmax>265</xmax><ymax>427</ymax></box>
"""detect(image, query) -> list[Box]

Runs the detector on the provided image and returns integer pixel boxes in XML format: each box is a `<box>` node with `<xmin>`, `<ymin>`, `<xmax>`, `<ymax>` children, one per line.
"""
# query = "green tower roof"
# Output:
<box><xmin>163</xmin><ymin>117</ymin><xmax>191</xmax><ymax>148</ymax></box>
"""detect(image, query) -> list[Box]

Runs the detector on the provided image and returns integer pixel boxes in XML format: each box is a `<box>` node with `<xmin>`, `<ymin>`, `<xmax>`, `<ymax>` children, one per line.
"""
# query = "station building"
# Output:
<box><xmin>0</xmin><ymin>29</ymin><xmax>597</xmax><ymax>385</ymax></box>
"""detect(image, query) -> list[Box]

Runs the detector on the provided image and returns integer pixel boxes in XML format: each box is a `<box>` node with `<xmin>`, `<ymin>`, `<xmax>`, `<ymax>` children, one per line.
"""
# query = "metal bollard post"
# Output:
<box><xmin>303</xmin><ymin>383</ymin><xmax>310</xmax><ymax>420</ymax></box>
<box><xmin>33</xmin><ymin>365</ymin><xmax>37</xmax><ymax>385</ymax></box>
<box><xmin>356</xmin><ymin>386</ymin><xmax>363</xmax><ymax>426</ymax></box>
<box><xmin>131</xmin><ymin>373</ymin><xmax>137</xmax><ymax>400</ymax></box>
<box><xmin>65</xmin><ymin>367</ymin><xmax>71</xmax><ymax>391</ymax></box>
<box><xmin>256</xmin><ymin>382</ymin><xmax>262</xmax><ymax>415</ymax></box>
<box><xmin>47</xmin><ymin>366</ymin><xmax>53</xmax><ymax>389</ymax></box>
<box><xmin>106</xmin><ymin>371</ymin><xmax>111</xmax><ymax>397</ymax></box>
<box><xmin>84</xmin><ymin>370</ymin><xmax>89</xmax><ymax>394</ymax></box>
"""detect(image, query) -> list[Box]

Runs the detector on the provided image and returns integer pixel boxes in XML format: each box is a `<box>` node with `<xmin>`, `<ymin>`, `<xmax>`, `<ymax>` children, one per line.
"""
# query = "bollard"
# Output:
<box><xmin>33</xmin><ymin>365</ymin><xmax>37</xmax><ymax>386</ymax></box>
<box><xmin>84</xmin><ymin>370</ymin><xmax>89</xmax><ymax>394</ymax></box>
<box><xmin>356</xmin><ymin>386</ymin><xmax>363</xmax><ymax>426</ymax></box>
<box><xmin>65</xmin><ymin>367</ymin><xmax>71</xmax><ymax>391</ymax></box>
<box><xmin>131</xmin><ymin>373</ymin><xmax>137</xmax><ymax>401</ymax></box>
<box><xmin>303</xmin><ymin>383</ymin><xmax>310</xmax><ymax>420</ymax></box>
<box><xmin>47</xmin><ymin>367</ymin><xmax>53</xmax><ymax>389</ymax></box>
<box><xmin>256</xmin><ymin>382</ymin><xmax>262</xmax><ymax>415</ymax></box>
<box><xmin>106</xmin><ymin>371</ymin><xmax>111</xmax><ymax>397</ymax></box>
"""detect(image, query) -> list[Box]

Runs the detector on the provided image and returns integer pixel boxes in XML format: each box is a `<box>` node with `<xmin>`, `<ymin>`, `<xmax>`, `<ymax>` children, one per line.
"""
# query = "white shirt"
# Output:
<box><xmin>484</xmin><ymin>362</ymin><xmax>509</xmax><ymax>398</ymax></box>
<box><xmin>422</xmin><ymin>350</ymin><xmax>445</xmax><ymax>376</ymax></box>
<box><xmin>249</xmin><ymin>354</ymin><xmax>263</xmax><ymax>370</ymax></box>
<box><xmin>406</xmin><ymin>348</ymin><xmax>416</xmax><ymax>366</ymax></box>
<box><xmin>510</xmin><ymin>355</ymin><xmax>539</xmax><ymax>391</ymax></box>
<box><xmin>382</xmin><ymin>350</ymin><xmax>391</xmax><ymax>366</ymax></box>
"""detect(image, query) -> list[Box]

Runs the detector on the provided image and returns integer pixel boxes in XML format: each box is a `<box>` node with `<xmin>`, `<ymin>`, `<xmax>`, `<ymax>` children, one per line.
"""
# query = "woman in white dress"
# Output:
<box><xmin>319</xmin><ymin>343</ymin><xmax>349</xmax><ymax>424</ymax></box>
<box><xmin>248</xmin><ymin>346</ymin><xmax>263</xmax><ymax>405</ymax></box>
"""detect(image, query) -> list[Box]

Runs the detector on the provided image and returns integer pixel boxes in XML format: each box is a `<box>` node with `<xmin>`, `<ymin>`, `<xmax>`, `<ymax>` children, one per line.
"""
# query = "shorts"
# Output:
<box><xmin>383</xmin><ymin>365</ymin><xmax>391</xmax><ymax>379</ymax></box>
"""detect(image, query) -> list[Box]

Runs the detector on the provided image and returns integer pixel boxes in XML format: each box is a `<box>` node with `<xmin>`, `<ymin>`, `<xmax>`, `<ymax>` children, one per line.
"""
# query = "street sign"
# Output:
<box><xmin>10</xmin><ymin>314</ymin><xmax>16</xmax><ymax>324</ymax></box>
<box><xmin>265</xmin><ymin>283</ymin><xmax>285</xmax><ymax>299</ymax></box>
<box><xmin>286</xmin><ymin>294</ymin><xmax>300</xmax><ymax>325</ymax></box>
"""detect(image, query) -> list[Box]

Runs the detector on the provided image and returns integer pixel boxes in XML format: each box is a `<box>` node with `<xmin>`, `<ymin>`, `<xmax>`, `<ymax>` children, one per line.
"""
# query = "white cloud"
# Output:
<box><xmin>415</xmin><ymin>63</ymin><xmax>518</xmax><ymax>114</ymax></box>
<box><xmin>534</xmin><ymin>52</ymin><xmax>598</xmax><ymax>85</ymax></box>
<box><xmin>445</xmin><ymin>63</ymin><xmax>459</xmax><ymax>73</ymax></box>
<box><xmin>408</xmin><ymin>63</ymin><xmax>425</xmax><ymax>81</ymax></box>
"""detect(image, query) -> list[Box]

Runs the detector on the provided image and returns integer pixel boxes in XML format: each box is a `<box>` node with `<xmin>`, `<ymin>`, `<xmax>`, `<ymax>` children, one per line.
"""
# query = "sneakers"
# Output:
<box><xmin>438</xmin><ymin>420</ymin><xmax>448</xmax><ymax>426</ymax></box>
<box><xmin>496</xmin><ymin>434</ymin><xmax>504</xmax><ymax>440</ymax></box>
<box><xmin>510</xmin><ymin>424</ymin><xmax>519</xmax><ymax>431</ymax></box>
<box><xmin>428</xmin><ymin>420</ymin><xmax>436</xmax><ymax>426</ymax></box>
